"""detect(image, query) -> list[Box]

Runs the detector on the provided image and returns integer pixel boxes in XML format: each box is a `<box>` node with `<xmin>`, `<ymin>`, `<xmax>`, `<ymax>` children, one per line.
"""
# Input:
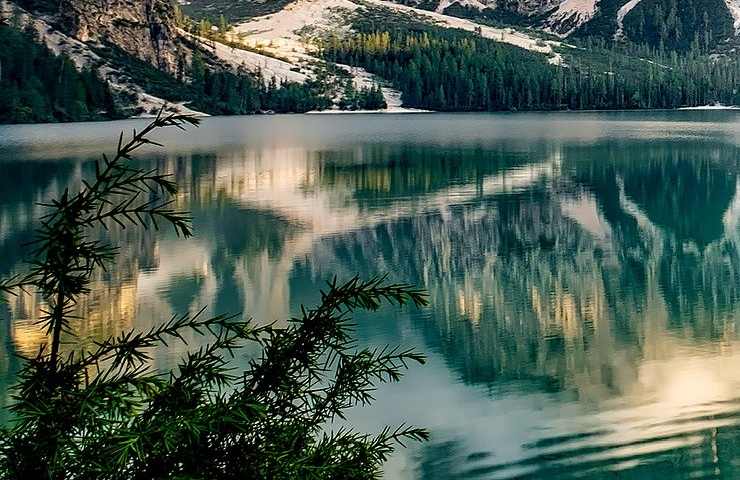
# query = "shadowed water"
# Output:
<box><xmin>0</xmin><ymin>112</ymin><xmax>739</xmax><ymax>478</ymax></box>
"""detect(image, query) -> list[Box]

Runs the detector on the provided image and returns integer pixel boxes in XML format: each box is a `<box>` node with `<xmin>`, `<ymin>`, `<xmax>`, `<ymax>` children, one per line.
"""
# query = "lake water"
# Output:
<box><xmin>0</xmin><ymin>112</ymin><xmax>739</xmax><ymax>479</ymax></box>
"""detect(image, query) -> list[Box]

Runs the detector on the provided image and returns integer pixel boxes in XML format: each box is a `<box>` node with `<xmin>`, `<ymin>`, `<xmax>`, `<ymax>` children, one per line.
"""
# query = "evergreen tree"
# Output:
<box><xmin>0</xmin><ymin>24</ymin><xmax>119</xmax><ymax>124</ymax></box>
<box><xmin>0</xmin><ymin>114</ymin><xmax>429</xmax><ymax>479</ymax></box>
<box><xmin>320</xmin><ymin>23</ymin><xmax>740</xmax><ymax>112</ymax></box>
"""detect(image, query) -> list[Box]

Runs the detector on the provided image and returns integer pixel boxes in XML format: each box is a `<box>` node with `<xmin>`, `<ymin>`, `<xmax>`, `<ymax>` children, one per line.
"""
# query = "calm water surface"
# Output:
<box><xmin>1</xmin><ymin>112</ymin><xmax>739</xmax><ymax>478</ymax></box>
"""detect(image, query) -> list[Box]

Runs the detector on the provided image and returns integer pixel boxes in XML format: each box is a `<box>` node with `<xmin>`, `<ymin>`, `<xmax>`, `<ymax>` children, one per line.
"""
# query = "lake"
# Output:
<box><xmin>0</xmin><ymin>112</ymin><xmax>739</xmax><ymax>479</ymax></box>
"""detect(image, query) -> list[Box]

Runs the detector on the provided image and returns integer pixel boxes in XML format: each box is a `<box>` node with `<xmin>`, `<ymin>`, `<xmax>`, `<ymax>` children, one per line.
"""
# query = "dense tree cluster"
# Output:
<box><xmin>622</xmin><ymin>0</ymin><xmax>733</xmax><ymax>51</ymax></box>
<box><xmin>321</xmin><ymin>24</ymin><xmax>740</xmax><ymax>111</ymax></box>
<box><xmin>338</xmin><ymin>80</ymin><xmax>387</xmax><ymax>110</ymax></box>
<box><xmin>99</xmin><ymin>44</ymin><xmax>334</xmax><ymax>115</ymax></box>
<box><xmin>188</xmin><ymin>53</ymin><xmax>333</xmax><ymax>114</ymax></box>
<box><xmin>0</xmin><ymin>24</ymin><xmax>119</xmax><ymax>124</ymax></box>
<box><xmin>172</xmin><ymin>7</ymin><xmax>380</xmax><ymax>114</ymax></box>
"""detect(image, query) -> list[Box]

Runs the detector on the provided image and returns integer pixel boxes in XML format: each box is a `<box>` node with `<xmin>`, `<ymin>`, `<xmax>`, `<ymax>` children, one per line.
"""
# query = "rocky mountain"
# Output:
<box><xmin>4</xmin><ymin>0</ymin><xmax>740</xmax><ymax>124</ymax></box>
<box><xmin>0</xmin><ymin>0</ymin><xmax>212</xmax><ymax>120</ymax></box>
<box><xmin>183</xmin><ymin>0</ymin><xmax>740</xmax><ymax>49</ymax></box>
<box><xmin>57</xmin><ymin>0</ymin><xmax>185</xmax><ymax>75</ymax></box>
<box><xmin>388</xmin><ymin>0</ymin><xmax>740</xmax><ymax>45</ymax></box>
<box><xmin>14</xmin><ymin>0</ymin><xmax>188</xmax><ymax>75</ymax></box>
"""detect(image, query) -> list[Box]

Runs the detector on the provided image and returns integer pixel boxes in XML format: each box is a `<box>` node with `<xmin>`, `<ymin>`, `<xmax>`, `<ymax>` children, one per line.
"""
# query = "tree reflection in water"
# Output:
<box><xmin>0</xmin><ymin>114</ymin><xmax>739</xmax><ymax>478</ymax></box>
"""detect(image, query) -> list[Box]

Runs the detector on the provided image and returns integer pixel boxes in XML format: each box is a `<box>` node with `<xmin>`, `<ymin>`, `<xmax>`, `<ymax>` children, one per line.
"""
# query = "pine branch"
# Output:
<box><xmin>244</xmin><ymin>276</ymin><xmax>427</xmax><ymax>400</ymax></box>
<box><xmin>79</xmin><ymin>310</ymin><xmax>261</xmax><ymax>374</ymax></box>
<box><xmin>0</xmin><ymin>112</ymin><xmax>430</xmax><ymax>480</ymax></box>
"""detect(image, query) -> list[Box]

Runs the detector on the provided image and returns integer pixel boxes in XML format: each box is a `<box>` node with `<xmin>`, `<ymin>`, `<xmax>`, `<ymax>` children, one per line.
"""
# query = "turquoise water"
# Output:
<box><xmin>0</xmin><ymin>112</ymin><xmax>738</xmax><ymax>478</ymax></box>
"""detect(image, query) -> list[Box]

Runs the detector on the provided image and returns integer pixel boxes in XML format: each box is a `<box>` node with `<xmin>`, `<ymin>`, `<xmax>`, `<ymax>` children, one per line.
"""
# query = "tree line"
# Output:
<box><xmin>0</xmin><ymin>16</ymin><xmax>386</xmax><ymax>124</ymax></box>
<box><xmin>188</xmin><ymin>52</ymin><xmax>334</xmax><ymax>114</ymax></box>
<box><xmin>173</xmin><ymin>4</ymin><xmax>388</xmax><ymax>114</ymax></box>
<box><xmin>622</xmin><ymin>0</ymin><xmax>733</xmax><ymax>51</ymax></box>
<box><xmin>320</xmin><ymin>24</ymin><xmax>740</xmax><ymax>111</ymax></box>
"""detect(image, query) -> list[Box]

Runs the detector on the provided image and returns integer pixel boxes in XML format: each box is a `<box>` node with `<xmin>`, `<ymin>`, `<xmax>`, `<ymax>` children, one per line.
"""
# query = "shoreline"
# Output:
<box><xmin>3</xmin><ymin>105</ymin><xmax>740</xmax><ymax>127</ymax></box>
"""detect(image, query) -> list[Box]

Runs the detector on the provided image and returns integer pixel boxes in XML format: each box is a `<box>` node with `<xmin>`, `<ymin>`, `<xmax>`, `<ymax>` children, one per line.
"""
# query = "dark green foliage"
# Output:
<box><xmin>321</xmin><ymin>29</ymin><xmax>557</xmax><ymax>111</ymax></box>
<box><xmin>573</xmin><ymin>0</ymin><xmax>736</xmax><ymax>51</ymax></box>
<box><xmin>572</xmin><ymin>0</ymin><xmax>630</xmax><ymax>40</ymax></box>
<box><xmin>0</xmin><ymin>113</ymin><xmax>429</xmax><ymax>479</ymax></box>
<box><xmin>338</xmin><ymin>81</ymin><xmax>388</xmax><ymax>110</ymax></box>
<box><xmin>11</xmin><ymin>0</ymin><xmax>58</xmax><ymax>15</ymax></box>
<box><xmin>96</xmin><ymin>44</ymin><xmax>193</xmax><ymax>103</ymax></box>
<box><xmin>321</xmin><ymin>18</ymin><xmax>740</xmax><ymax>111</ymax></box>
<box><xmin>622</xmin><ymin>0</ymin><xmax>734</xmax><ymax>51</ymax></box>
<box><xmin>0</xmin><ymin>25</ymin><xmax>120</xmax><ymax>124</ymax></box>
<box><xmin>181</xmin><ymin>0</ymin><xmax>297</xmax><ymax>22</ymax></box>
<box><xmin>101</xmin><ymin>43</ymin><xmax>332</xmax><ymax>115</ymax></box>
<box><xmin>193</xmin><ymin>64</ymin><xmax>333</xmax><ymax>115</ymax></box>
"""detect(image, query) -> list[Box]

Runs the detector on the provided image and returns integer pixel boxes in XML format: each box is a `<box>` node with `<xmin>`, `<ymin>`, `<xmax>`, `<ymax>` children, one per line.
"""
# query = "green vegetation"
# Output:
<box><xmin>189</xmin><ymin>51</ymin><xmax>333</xmax><ymax>114</ymax></box>
<box><xmin>338</xmin><ymin>80</ymin><xmax>387</xmax><ymax>110</ymax></box>
<box><xmin>622</xmin><ymin>0</ymin><xmax>733</xmax><ymax>51</ymax></box>
<box><xmin>320</xmin><ymin>16</ymin><xmax>740</xmax><ymax>111</ymax></box>
<box><xmin>0</xmin><ymin>115</ymin><xmax>427</xmax><ymax>479</ymax></box>
<box><xmin>179</xmin><ymin>0</ymin><xmax>296</xmax><ymax>23</ymax></box>
<box><xmin>100</xmin><ymin>44</ymin><xmax>333</xmax><ymax>115</ymax></box>
<box><xmin>11</xmin><ymin>0</ymin><xmax>740</xmax><ymax>121</ymax></box>
<box><xmin>0</xmin><ymin>113</ymin><xmax>429</xmax><ymax>479</ymax></box>
<box><xmin>173</xmin><ymin>5</ymin><xmax>380</xmax><ymax>113</ymax></box>
<box><xmin>0</xmin><ymin>24</ymin><xmax>120</xmax><ymax>124</ymax></box>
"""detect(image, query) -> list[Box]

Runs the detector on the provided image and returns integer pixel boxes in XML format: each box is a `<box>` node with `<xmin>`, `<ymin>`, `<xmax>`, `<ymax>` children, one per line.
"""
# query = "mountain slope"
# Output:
<box><xmin>226</xmin><ymin>0</ymin><xmax>562</xmax><ymax>64</ymax></box>
<box><xmin>0</xmin><ymin>0</ymin><xmax>351</xmax><ymax>121</ymax></box>
<box><xmin>183</xmin><ymin>0</ymin><xmax>740</xmax><ymax>51</ymax></box>
<box><xmin>1</xmin><ymin>0</ymin><xmax>205</xmax><ymax>117</ymax></box>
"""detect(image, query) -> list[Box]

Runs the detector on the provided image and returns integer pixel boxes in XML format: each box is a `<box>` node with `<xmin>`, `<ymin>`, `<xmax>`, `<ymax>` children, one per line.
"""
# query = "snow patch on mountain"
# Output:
<box><xmin>179</xmin><ymin>30</ymin><xmax>309</xmax><ymax>85</ymax></box>
<box><xmin>316</xmin><ymin>64</ymin><xmax>428</xmax><ymax>113</ymax></box>
<box><xmin>545</xmin><ymin>0</ymin><xmax>598</xmax><ymax>36</ymax></box>
<box><xmin>222</xmin><ymin>0</ymin><xmax>564</xmax><ymax>104</ymax></box>
<box><xmin>194</xmin><ymin>1</ymin><xmax>409</xmax><ymax>109</ymax></box>
<box><xmin>232</xmin><ymin>0</ymin><xmax>358</xmax><ymax>63</ymax></box>
<box><xmin>435</xmin><ymin>0</ymin><xmax>488</xmax><ymax>14</ymax></box>
<box><xmin>725</xmin><ymin>0</ymin><xmax>740</xmax><ymax>30</ymax></box>
<box><xmin>615</xmin><ymin>0</ymin><xmax>643</xmax><ymax>39</ymax></box>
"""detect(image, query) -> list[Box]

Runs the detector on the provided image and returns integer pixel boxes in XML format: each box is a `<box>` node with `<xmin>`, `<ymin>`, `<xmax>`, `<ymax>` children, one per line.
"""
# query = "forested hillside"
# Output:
<box><xmin>181</xmin><ymin>0</ymin><xmax>740</xmax><ymax>53</ymax></box>
<box><xmin>181</xmin><ymin>0</ymin><xmax>294</xmax><ymax>22</ymax></box>
<box><xmin>0</xmin><ymin>24</ymin><xmax>120</xmax><ymax>123</ymax></box>
<box><xmin>321</xmin><ymin>18</ymin><xmax>740</xmax><ymax>111</ymax></box>
<box><xmin>101</xmin><ymin>43</ymin><xmax>335</xmax><ymax>116</ymax></box>
<box><xmin>621</xmin><ymin>0</ymin><xmax>734</xmax><ymax>51</ymax></box>
<box><xmin>0</xmin><ymin>21</ymin><xmax>331</xmax><ymax>124</ymax></box>
<box><xmin>7</xmin><ymin>0</ymin><xmax>740</xmax><ymax>123</ymax></box>
<box><xmin>0</xmin><ymin>0</ymin><xmax>392</xmax><ymax>123</ymax></box>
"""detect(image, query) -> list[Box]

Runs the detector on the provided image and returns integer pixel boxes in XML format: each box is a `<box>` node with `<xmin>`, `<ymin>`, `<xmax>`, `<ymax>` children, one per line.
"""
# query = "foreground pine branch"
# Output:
<box><xmin>0</xmin><ymin>111</ymin><xmax>429</xmax><ymax>480</ymax></box>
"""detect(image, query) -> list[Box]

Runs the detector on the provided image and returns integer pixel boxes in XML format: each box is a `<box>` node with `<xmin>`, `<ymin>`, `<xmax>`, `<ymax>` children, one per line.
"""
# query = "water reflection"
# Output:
<box><xmin>0</xmin><ymin>113</ymin><xmax>738</xmax><ymax>478</ymax></box>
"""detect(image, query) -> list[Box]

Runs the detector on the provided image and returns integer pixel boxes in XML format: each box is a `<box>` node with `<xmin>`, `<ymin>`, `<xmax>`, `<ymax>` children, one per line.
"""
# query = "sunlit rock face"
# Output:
<box><xmin>395</xmin><ymin>0</ymin><xmax>596</xmax><ymax>34</ymax></box>
<box><xmin>59</xmin><ymin>0</ymin><xmax>185</xmax><ymax>75</ymax></box>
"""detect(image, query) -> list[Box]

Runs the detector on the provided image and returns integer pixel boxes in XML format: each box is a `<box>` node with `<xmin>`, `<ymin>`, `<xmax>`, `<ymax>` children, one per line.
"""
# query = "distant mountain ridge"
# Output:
<box><xmin>183</xmin><ymin>0</ymin><xmax>740</xmax><ymax>50</ymax></box>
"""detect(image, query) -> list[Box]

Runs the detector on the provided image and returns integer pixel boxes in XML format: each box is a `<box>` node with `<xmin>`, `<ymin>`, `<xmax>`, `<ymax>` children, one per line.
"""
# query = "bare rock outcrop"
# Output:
<box><xmin>59</xmin><ymin>0</ymin><xmax>183</xmax><ymax>74</ymax></box>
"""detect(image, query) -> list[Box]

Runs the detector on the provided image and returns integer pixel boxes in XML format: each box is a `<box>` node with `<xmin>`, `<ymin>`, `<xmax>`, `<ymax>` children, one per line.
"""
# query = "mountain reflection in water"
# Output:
<box><xmin>0</xmin><ymin>113</ymin><xmax>738</xmax><ymax>479</ymax></box>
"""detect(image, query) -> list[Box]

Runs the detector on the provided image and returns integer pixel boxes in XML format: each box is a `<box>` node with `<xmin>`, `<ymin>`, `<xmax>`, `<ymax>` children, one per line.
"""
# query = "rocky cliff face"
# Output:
<box><xmin>59</xmin><ymin>0</ymin><xmax>183</xmax><ymax>75</ymax></box>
